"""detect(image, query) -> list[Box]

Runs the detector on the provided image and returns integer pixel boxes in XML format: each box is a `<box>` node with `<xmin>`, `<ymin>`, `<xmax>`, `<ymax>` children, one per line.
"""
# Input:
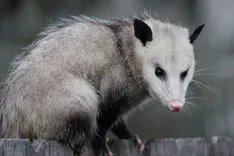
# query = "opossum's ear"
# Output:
<box><xmin>189</xmin><ymin>24</ymin><xmax>205</xmax><ymax>44</ymax></box>
<box><xmin>133</xmin><ymin>19</ymin><xmax>153</xmax><ymax>46</ymax></box>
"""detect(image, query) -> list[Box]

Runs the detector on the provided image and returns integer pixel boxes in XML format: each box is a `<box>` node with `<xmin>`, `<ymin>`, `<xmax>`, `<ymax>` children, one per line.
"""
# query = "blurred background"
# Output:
<box><xmin>0</xmin><ymin>0</ymin><xmax>234</xmax><ymax>141</ymax></box>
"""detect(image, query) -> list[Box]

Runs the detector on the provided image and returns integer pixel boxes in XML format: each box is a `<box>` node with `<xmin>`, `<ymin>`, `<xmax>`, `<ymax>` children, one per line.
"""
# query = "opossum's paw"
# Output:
<box><xmin>100</xmin><ymin>149</ymin><xmax>113</xmax><ymax>156</ymax></box>
<box><xmin>70</xmin><ymin>148</ymin><xmax>83</xmax><ymax>156</ymax></box>
<box><xmin>132</xmin><ymin>135</ymin><xmax>145</xmax><ymax>153</ymax></box>
<box><xmin>68</xmin><ymin>143</ymin><xmax>85</xmax><ymax>156</ymax></box>
<box><xmin>99</xmin><ymin>147</ymin><xmax>113</xmax><ymax>156</ymax></box>
<box><xmin>57</xmin><ymin>140</ymin><xmax>85</xmax><ymax>156</ymax></box>
<box><xmin>94</xmin><ymin>137</ymin><xmax>113</xmax><ymax>156</ymax></box>
<box><xmin>103</xmin><ymin>138</ymin><xmax>113</xmax><ymax>156</ymax></box>
<box><xmin>73</xmin><ymin>148</ymin><xmax>86</xmax><ymax>156</ymax></box>
<box><xmin>71</xmin><ymin>148</ymin><xmax>83</xmax><ymax>156</ymax></box>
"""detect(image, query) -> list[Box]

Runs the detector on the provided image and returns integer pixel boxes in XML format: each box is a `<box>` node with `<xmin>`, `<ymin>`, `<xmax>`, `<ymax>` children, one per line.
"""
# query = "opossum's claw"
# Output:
<box><xmin>104</xmin><ymin>150</ymin><xmax>113</xmax><ymax>156</ymax></box>
<box><xmin>93</xmin><ymin>137</ymin><xmax>113</xmax><ymax>156</ymax></box>
<box><xmin>67</xmin><ymin>142</ymin><xmax>85</xmax><ymax>156</ymax></box>
<box><xmin>103</xmin><ymin>138</ymin><xmax>113</xmax><ymax>156</ymax></box>
<box><xmin>132</xmin><ymin>135</ymin><xmax>145</xmax><ymax>153</ymax></box>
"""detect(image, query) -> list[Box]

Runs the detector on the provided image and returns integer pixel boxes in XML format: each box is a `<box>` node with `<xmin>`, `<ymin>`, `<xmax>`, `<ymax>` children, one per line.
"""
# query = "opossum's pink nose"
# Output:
<box><xmin>168</xmin><ymin>100</ymin><xmax>182</xmax><ymax>112</ymax></box>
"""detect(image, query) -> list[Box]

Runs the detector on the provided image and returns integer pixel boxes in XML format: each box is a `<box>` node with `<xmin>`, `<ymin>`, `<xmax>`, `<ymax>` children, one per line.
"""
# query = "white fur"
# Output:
<box><xmin>135</xmin><ymin>19</ymin><xmax>195</xmax><ymax>109</ymax></box>
<box><xmin>0</xmin><ymin>12</ymin><xmax>196</xmax><ymax>139</ymax></box>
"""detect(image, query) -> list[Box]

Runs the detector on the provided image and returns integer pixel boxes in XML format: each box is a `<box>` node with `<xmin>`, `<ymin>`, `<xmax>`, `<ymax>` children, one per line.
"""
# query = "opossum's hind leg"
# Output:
<box><xmin>58</xmin><ymin>113</ymin><xmax>93</xmax><ymax>155</ymax></box>
<box><xmin>46</xmin><ymin>78</ymin><xmax>99</xmax><ymax>155</ymax></box>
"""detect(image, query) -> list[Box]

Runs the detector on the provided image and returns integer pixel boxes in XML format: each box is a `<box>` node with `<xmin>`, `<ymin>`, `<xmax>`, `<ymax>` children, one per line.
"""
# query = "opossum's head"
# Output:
<box><xmin>133</xmin><ymin>19</ymin><xmax>204</xmax><ymax>112</ymax></box>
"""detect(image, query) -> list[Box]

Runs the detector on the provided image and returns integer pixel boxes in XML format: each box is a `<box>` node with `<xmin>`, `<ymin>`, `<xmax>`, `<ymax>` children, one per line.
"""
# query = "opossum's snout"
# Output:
<box><xmin>168</xmin><ymin>100</ymin><xmax>183</xmax><ymax>112</ymax></box>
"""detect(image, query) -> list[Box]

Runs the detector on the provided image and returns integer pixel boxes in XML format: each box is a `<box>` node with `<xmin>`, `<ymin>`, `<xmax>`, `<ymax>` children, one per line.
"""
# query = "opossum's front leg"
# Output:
<box><xmin>110</xmin><ymin>118</ymin><xmax>145</xmax><ymax>152</ymax></box>
<box><xmin>92</xmin><ymin>137</ymin><xmax>113</xmax><ymax>156</ymax></box>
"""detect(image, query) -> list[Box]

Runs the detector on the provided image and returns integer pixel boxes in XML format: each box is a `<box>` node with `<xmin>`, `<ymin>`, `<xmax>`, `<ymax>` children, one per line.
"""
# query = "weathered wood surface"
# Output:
<box><xmin>0</xmin><ymin>137</ymin><xmax>233</xmax><ymax>156</ymax></box>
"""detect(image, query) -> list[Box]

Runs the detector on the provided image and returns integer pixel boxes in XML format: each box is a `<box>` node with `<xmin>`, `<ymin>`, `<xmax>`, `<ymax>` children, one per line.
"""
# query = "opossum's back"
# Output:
<box><xmin>23</xmin><ymin>22</ymin><xmax>117</xmax><ymax>79</ymax></box>
<box><xmin>0</xmin><ymin>22</ymin><xmax>116</xmax><ymax>137</ymax></box>
<box><xmin>2</xmin><ymin>22</ymin><xmax>115</xmax><ymax>109</ymax></box>
<box><xmin>3</xmin><ymin>22</ymin><xmax>116</xmax><ymax>103</ymax></box>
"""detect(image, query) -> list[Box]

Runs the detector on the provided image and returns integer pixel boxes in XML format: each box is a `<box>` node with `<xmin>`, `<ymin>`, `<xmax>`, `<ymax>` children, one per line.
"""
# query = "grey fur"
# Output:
<box><xmin>0</xmin><ymin>14</ymin><xmax>140</xmax><ymax>138</ymax></box>
<box><xmin>0</xmin><ymin>12</ymin><xmax>194</xmax><ymax>152</ymax></box>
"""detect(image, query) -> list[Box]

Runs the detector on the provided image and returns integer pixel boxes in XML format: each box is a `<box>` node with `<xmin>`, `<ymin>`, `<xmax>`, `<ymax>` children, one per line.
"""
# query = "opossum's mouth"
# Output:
<box><xmin>148</xmin><ymin>86</ymin><xmax>183</xmax><ymax>113</ymax></box>
<box><xmin>148</xmin><ymin>89</ymin><xmax>183</xmax><ymax>113</ymax></box>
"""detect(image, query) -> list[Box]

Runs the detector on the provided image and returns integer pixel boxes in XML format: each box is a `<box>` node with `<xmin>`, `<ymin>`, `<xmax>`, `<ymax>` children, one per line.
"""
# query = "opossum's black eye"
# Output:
<box><xmin>180</xmin><ymin>70</ymin><xmax>188</xmax><ymax>80</ymax></box>
<box><xmin>155</xmin><ymin>67</ymin><xmax>165</xmax><ymax>79</ymax></box>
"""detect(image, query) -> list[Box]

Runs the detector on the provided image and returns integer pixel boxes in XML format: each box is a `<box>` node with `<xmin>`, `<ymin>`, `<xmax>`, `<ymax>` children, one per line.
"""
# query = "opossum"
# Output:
<box><xmin>0</xmin><ymin>12</ymin><xmax>204</xmax><ymax>155</ymax></box>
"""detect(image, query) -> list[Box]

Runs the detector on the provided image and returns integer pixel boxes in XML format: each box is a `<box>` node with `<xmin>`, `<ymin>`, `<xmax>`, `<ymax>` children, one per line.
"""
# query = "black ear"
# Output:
<box><xmin>189</xmin><ymin>24</ymin><xmax>205</xmax><ymax>44</ymax></box>
<box><xmin>133</xmin><ymin>19</ymin><xmax>153</xmax><ymax>46</ymax></box>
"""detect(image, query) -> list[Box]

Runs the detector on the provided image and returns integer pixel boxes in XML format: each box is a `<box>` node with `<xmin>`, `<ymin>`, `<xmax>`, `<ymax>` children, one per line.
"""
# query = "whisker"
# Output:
<box><xmin>144</xmin><ymin>69</ymin><xmax>171</xmax><ymax>99</ymax></box>
<box><xmin>148</xmin><ymin>104</ymin><xmax>165</xmax><ymax>119</ymax></box>
<box><xmin>127</xmin><ymin>74</ymin><xmax>146</xmax><ymax>79</ymax></box>
<box><xmin>192</xmin><ymin>79</ymin><xmax>216</xmax><ymax>92</ymax></box>
<box><xmin>185</xmin><ymin>101</ymin><xmax>203</xmax><ymax>114</ymax></box>
<box><xmin>137</xmin><ymin>81</ymin><xmax>147</xmax><ymax>94</ymax></box>
<box><xmin>182</xmin><ymin>54</ymin><xmax>194</xmax><ymax>67</ymax></box>
<box><xmin>186</xmin><ymin>87</ymin><xmax>195</xmax><ymax>97</ymax></box>
<box><xmin>194</xmin><ymin>65</ymin><xmax>218</xmax><ymax>75</ymax></box>
<box><xmin>148</xmin><ymin>82</ymin><xmax>169</xmax><ymax>101</ymax></box>
<box><xmin>186</xmin><ymin>96</ymin><xmax>216</xmax><ymax>108</ymax></box>
<box><xmin>193</xmin><ymin>73</ymin><xmax>220</xmax><ymax>77</ymax></box>
<box><xmin>194</xmin><ymin>67</ymin><xmax>211</xmax><ymax>74</ymax></box>
<box><xmin>195</xmin><ymin>60</ymin><xmax>200</xmax><ymax>66</ymax></box>
<box><xmin>152</xmin><ymin>104</ymin><xmax>164</xmax><ymax>111</ymax></box>
<box><xmin>129</xmin><ymin>79</ymin><xmax>145</xmax><ymax>93</ymax></box>
<box><xmin>150</xmin><ymin>82</ymin><xmax>170</xmax><ymax>101</ymax></box>
<box><xmin>183</xmin><ymin>105</ymin><xmax>192</xmax><ymax>120</ymax></box>
<box><xmin>191</xmin><ymin>80</ymin><xmax>203</xmax><ymax>92</ymax></box>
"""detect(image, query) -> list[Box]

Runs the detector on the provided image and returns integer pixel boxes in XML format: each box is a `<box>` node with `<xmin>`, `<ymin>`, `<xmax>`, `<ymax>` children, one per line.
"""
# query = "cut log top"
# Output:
<box><xmin>0</xmin><ymin>137</ymin><xmax>233</xmax><ymax>156</ymax></box>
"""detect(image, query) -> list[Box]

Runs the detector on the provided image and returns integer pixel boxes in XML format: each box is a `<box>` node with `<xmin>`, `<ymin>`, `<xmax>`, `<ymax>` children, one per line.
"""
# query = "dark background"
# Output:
<box><xmin>0</xmin><ymin>0</ymin><xmax>234</xmax><ymax>141</ymax></box>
